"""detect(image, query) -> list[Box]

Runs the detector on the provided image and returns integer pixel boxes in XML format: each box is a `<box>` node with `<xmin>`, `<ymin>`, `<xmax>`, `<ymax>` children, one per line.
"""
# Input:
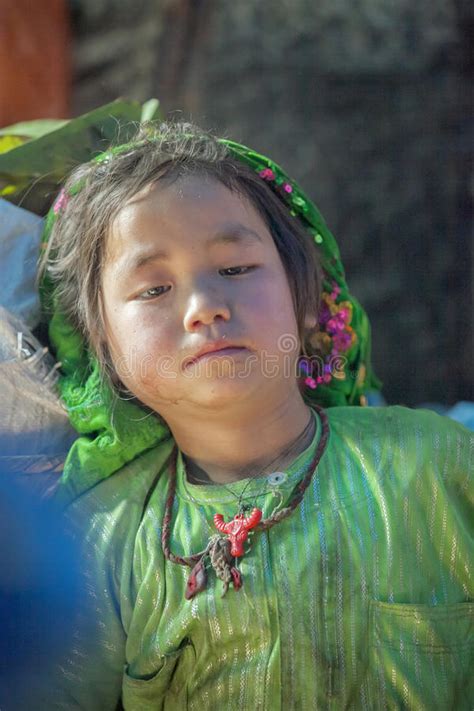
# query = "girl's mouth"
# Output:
<box><xmin>184</xmin><ymin>346</ymin><xmax>248</xmax><ymax>369</ymax></box>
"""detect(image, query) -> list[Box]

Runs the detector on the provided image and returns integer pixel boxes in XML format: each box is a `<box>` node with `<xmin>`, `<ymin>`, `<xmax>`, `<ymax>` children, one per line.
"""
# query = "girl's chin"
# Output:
<box><xmin>140</xmin><ymin>373</ymin><xmax>269</xmax><ymax>411</ymax></box>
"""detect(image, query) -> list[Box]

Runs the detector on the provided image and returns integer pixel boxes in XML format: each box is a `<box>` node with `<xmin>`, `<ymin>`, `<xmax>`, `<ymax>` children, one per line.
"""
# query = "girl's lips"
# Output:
<box><xmin>184</xmin><ymin>346</ymin><xmax>248</xmax><ymax>368</ymax></box>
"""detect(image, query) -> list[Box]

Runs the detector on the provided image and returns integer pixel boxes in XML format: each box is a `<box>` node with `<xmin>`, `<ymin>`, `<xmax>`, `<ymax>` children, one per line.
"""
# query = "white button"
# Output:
<box><xmin>267</xmin><ymin>471</ymin><xmax>287</xmax><ymax>486</ymax></box>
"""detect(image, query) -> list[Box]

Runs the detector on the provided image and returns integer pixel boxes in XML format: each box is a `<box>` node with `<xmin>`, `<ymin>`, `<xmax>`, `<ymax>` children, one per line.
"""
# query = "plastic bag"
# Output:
<box><xmin>0</xmin><ymin>306</ymin><xmax>77</xmax><ymax>493</ymax></box>
<box><xmin>0</xmin><ymin>198</ymin><xmax>43</xmax><ymax>328</ymax></box>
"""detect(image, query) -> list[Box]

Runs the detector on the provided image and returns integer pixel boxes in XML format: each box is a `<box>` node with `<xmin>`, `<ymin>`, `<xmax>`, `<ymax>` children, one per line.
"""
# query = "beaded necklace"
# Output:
<box><xmin>161</xmin><ymin>405</ymin><xmax>330</xmax><ymax>599</ymax></box>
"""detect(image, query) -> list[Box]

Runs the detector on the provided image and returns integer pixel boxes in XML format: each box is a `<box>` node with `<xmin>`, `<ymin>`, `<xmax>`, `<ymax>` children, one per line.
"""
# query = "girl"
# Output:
<box><xmin>40</xmin><ymin>122</ymin><xmax>472</xmax><ymax>710</ymax></box>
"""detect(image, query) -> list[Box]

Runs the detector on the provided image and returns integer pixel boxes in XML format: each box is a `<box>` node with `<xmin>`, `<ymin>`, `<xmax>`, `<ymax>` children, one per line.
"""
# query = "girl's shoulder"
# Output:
<box><xmin>324</xmin><ymin>404</ymin><xmax>472</xmax><ymax>490</ymax></box>
<box><xmin>327</xmin><ymin>402</ymin><xmax>468</xmax><ymax>428</ymax></box>
<box><xmin>59</xmin><ymin>440</ymin><xmax>175</xmax><ymax>605</ymax></box>
<box><xmin>327</xmin><ymin>403</ymin><xmax>472</xmax><ymax>443</ymax></box>
<box><xmin>62</xmin><ymin>439</ymin><xmax>175</xmax><ymax>543</ymax></box>
<box><xmin>68</xmin><ymin>437</ymin><xmax>173</xmax><ymax>501</ymax></box>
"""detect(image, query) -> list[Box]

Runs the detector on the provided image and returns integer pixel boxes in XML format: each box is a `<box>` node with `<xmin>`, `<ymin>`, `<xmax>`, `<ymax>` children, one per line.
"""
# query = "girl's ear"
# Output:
<box><xmin>304</xmin><ymin>313</ymin><xmax>317</xmax><ymax>330</ymax></box>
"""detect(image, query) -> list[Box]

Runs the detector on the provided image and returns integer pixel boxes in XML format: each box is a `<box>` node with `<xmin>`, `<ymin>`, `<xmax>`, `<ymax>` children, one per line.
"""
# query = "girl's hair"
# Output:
<box><xmin>42</xmin><ymin>122</ymin><xmax>322</xmax><ymax>383</ymax></box>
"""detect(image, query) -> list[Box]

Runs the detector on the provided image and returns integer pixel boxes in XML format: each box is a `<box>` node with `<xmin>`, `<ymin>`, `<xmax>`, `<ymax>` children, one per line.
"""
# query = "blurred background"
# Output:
<box><xmin>0</xmin><ymin>0</ymin><xmax>472</xmax><ymax>406</ymax></box>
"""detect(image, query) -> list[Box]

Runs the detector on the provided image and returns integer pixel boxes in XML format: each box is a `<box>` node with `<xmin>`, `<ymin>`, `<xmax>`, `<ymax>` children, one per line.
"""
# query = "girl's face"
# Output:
<box><xmin>101</xmin><ymin>174</ymin><xmax>304</xmax><ymax>416</ymax></box>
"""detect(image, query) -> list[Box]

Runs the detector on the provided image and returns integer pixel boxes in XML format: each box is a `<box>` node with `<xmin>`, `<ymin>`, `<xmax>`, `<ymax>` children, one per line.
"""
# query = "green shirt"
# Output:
<box><xmin>49</xmin><ymin>406</ymin><xmax>473</xmax><ymax>710</ymax></box>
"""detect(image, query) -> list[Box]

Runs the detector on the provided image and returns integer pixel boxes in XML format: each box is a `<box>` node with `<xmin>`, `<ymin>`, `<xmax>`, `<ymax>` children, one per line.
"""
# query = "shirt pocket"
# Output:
<box><xmin>121</xmin><ymin>639</ymin><xmax>195</xmax><ymax>711</ymax></box>
<box><xmin>369</xmin><ymin>600</ymin><xmax>473</xmax><ymax>711</ymax></box>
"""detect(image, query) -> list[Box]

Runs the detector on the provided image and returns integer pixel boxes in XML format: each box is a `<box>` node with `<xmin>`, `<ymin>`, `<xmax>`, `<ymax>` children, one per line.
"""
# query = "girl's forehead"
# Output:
<box><xmin>105</xmin><ymin>174</ymin><xmax>273</xmax><ymax>263</ymax></box>
<box><xmin>122</xmin><ymin>173</ymin><xmax>253</xmax><ymax>217</ymax></box>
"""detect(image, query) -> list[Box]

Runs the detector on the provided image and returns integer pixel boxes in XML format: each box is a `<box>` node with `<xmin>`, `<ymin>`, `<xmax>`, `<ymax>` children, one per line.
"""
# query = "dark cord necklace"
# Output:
<box><xmin>183</xmin><ymin>409</ymin><xmax>317</xmax><ymax>515</ymax></box>
<box><xmin>161</xmin><ymin>405</ymin><xmax>330</xmax><ymax>599</ymax></box>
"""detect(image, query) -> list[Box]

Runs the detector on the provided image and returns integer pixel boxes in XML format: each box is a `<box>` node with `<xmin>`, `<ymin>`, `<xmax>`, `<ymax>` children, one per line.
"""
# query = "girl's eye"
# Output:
<box><xmin>138</xmin><ymin>285</ymin><xmax>171</xmax><ymax>300</ymax></box>
<box><xmin>219</xmin><ymin>266</ymin><xmax>256</xmax><ymax>277</ymax></box>
<box><xmin>137</xmin><ymin>266</ymin><xmax>256</xmax><ymax>299</ymax></box>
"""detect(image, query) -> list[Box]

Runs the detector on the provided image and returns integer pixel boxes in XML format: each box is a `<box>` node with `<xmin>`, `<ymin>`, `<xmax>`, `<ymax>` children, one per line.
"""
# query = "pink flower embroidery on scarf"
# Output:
<box><xmin>53</xmin><ymin>188</ymin><xmax>68</xmax><ymax>214</ymax></box>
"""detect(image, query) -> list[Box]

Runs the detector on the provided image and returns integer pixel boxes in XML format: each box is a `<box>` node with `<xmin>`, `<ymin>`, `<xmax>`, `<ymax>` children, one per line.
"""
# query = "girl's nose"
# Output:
<box><xmin>182</xmin><ymin>288</ymin><xmax>231</xmax><ymax>332</ymax></box>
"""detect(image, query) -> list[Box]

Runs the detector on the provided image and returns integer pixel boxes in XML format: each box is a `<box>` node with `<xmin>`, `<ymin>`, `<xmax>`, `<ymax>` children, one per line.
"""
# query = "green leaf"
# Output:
<box><xmin>0</xmin><ymin>135</ymin><xmax>25</xmax><ymax>154</ymax></box>
<box><xmin>140</xmin><ymin>98</ymin><xmax>161</xmax><ymax>123</ymax></box>
<box><xmin>0</xmin><ymin>119</ymin><xmax>69</xmax><ymax>140</ymax></box>
<box><xmin>0</xmin><ymin>99</ymin><xmax>154</xmax><ymax>214</ymax></box>
<box><xmin>0</xmin><ymin>184</ymin><xmax>17</xmax><ymax>196</ymax></box>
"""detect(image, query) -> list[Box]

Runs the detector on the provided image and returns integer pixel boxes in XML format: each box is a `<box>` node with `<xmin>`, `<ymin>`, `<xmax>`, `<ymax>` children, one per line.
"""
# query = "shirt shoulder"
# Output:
<box><xmin>324</xmin><ymin>404</ymin><xmax>472</xmax><ymax>496</ymax></box>
<box><xmin>62</xmin><ymin>439</ymin><xmax>174</xmax><ymax>593</ymax></box>
<box><xmin>327</xmin><ymin>403</ymin><xmax>471</xmax><ymax>436</ymax></box>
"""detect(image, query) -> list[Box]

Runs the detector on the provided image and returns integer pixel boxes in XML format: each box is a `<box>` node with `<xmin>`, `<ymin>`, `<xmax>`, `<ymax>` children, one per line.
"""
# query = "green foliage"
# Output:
<box><xmin>0</xmin><ymin>99</ymin><xmax>161</xmax><ymax>215</ymax></box>
<box><xmin>0</xmin><ymin>119</ymin><xmax>69</xmax><ymax>140</ymax></box>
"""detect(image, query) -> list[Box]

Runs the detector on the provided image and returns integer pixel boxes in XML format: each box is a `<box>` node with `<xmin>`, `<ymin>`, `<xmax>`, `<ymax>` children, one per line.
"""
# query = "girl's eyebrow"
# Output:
<box><xmin>129</xmin><ymin>223</ymin><xmax>263</xmax><ymax>271</ymax></box>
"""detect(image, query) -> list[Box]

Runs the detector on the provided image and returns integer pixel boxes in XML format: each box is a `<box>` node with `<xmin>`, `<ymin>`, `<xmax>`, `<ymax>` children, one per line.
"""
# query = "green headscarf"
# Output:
<box><xmin>39</xmin><ymin>117</ymin><xmax>380</xmax><ymax>500</ymax></box>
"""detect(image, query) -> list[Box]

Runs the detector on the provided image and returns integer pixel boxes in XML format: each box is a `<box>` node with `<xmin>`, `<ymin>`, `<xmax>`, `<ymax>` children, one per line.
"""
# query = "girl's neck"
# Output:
<box><xmin>165</xmin><ymin>394</ymin><xmax>315</xmax><ymax>485</ymax></box>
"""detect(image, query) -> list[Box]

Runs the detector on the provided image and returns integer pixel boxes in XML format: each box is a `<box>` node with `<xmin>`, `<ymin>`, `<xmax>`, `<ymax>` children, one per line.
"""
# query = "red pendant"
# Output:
<box><xmin>213</xmin><ymin>508</ymin><xmax>262</xmax><ymax>557</ymax></box>
<box><xmin>185</xmin><ymin>559</ymin><xmax>208</xmax><ymax>600</ymax></box>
